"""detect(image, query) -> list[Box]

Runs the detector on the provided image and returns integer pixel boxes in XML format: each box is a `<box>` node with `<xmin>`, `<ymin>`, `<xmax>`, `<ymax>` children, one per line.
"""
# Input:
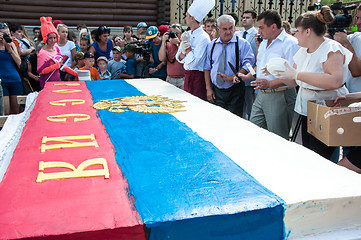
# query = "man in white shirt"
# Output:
<box><xmin>176</xmin><ymin>0</ymin><xmax>214</xmax><ymax>100</ymax></box>
<box><xmin>239</xmin><ymin>10</ymin><xmax>258</xmax><ymax>119</ymax></box>
<box><xmin>236</xmin><ymin>10</ymin><xmax>300</xmax><ymax>139</ymax></box>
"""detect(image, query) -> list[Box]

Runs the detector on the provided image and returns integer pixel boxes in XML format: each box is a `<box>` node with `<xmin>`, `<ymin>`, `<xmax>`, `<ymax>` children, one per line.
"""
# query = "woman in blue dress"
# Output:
<box><xmin>89</xmin><ymin>26</ymin><xmax>114</xmax><ymax>60</ymax></box>
<box><xmin>0</xmin><ymin>22</ymin><xmax>22</xmax><ymax>115</ymax></box>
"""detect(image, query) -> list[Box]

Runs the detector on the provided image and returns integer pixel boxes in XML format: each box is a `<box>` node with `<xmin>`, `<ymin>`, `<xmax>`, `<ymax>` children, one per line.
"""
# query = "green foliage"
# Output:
<box><xmin>320</xmin><ymin>0</ymin><xmax>359</xmax><ymax>4</ymax></box>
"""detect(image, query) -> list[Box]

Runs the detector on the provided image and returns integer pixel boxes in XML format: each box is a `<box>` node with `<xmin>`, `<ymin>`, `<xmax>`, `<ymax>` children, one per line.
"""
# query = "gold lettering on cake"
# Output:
<box><xmin>52</xmin><ymin>89</ymin><xmax>82</xmax><ymax>93</ymax></box>
<box><xmin>54</xmin><ymin>83</ymin><xmax>81</xmax><ymax>86</ymax></box>
<box><xmin>46</xmin><ymin>114</ymin><xmax>91</xmax><ymax>123</ymax></box>
<box><xmin>49</xmin><ymin>99</ymin><xmax>85</xmax><ymax>106</ymax></box>
<box><xmin>41</xmin><ymin>134</ymin><xmax>99</xmax><ymax>153</ymax></box>
<box><xmin>36</xmin><ymin>158</ymin><xmax>110</xmax><ymax>183</ymax></box>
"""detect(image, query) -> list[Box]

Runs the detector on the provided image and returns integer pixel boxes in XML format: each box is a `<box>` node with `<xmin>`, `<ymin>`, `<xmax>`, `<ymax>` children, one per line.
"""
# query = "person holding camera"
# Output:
<box><xmin>334</xmin><ymin>4</ymin><xmax>361</xmax><ymax>92</ymax></box>
<box><xmin>145</xmin><ymin>26</ymin><xmax>167</xmax><ymax>81</ymax></box>
<box><xmin>159</xmin><ymin>24</ymin><xmax>184</xmax><ymax>89</ymax></box>
<box><xmin>0</xmin><ymin>22</ymin><xmax>22</xmax><ymax>115</ymax></box>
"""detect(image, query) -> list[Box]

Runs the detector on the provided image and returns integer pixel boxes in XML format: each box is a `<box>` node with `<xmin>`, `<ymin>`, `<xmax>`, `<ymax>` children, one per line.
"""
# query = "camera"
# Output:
<box><xmin>257</xmin><ymin>34</ymin><xmax>263</xmax><ymax>43</ymax></box>
<box><xmin>308</xmin><ymin>2</ymin><xmax>357</xmax><ymax>38</ymax></box>
<box><xmin>134</xmin><ymin>42</ymin><xmax>152</xmax><ymax>63</ymax></box>
<box><xmin>168</xmin><ymin>31</ymin><xmax>177</xmax><ymax>39</ymax></box>
<box><xmin>2</xmin><ymin>33</ymin><xmax>12</xmax><ymax>43</ymax></box>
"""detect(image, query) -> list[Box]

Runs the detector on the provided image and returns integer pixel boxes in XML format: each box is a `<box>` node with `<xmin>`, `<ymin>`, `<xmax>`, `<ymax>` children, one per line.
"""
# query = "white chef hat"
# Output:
<box><xmin>187</xmin><ymin>0</ymin><xmax>215</xmax><ymax>23</ymax></box>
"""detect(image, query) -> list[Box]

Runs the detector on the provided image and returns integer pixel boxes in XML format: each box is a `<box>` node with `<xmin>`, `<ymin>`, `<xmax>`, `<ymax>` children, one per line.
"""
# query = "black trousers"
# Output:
<box><xmin>301</xmin><ymin>115</ymin><xmax>336</xmax><ymax>161</ymax></box>
<box><xmin>211</xmin><ymin>82</ymin><xmax>245</xmax><ymax>117</ymax></box>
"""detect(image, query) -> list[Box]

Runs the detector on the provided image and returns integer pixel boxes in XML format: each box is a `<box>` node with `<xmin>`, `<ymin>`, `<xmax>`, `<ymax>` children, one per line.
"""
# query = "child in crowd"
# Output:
<box><xmin>68</xmin><ymin>51</ymin><xmax>85</xmax><ymax>81</ymax></box>
<box><xmin>118</xmin><ymin>44</ymin><xmax>136</xmax><ymax>79</ymax></box>
<box><xmin>97</xmin><ymin>56</ymin><xmax>111</xmax><ymax>80</ymax></box>
<box><xmin>75</xmin><ymin>51</ymin><xmax>100</xmax><ymax>80</ymax></box>
<box><xmin>79</xmin><ymin>37</ymin><xmax>91</xmax><ymax>54</ymax></box>
<box><xmin>26</xmin><ymin>42</ymin><xmax>44</xmax><ymax>91</ymax></box>
<box><xmin>107</xmin><ymin>46</ymin><xmax>126</xmax><ymax>79</ymax></box>
<box><xmin>112</xmin><ymin>34</ymin><xmax>123</xmax><ymax>47</ymax></box>
<box><xmin>121</xmin><ymin>26</ymin><xmax>137</xmax><ymax>47</ymax></box>
<box><xmin>68</xmin><ymin>31</ymin><xmax>80</xmax><ymax>51</ymax></box>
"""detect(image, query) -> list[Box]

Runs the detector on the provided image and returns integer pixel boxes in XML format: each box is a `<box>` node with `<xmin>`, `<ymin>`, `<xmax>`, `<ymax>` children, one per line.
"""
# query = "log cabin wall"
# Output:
<box><xmin>0</xmin><ymin>0</ymin><xmax>170</xmax><ymax>28</ymax></box>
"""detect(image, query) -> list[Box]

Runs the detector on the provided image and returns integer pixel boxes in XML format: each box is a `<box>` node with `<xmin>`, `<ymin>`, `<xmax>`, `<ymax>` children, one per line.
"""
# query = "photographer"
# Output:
<box><xmin>159</xmin><ymin>24</ymin><xmax>184</xmax><ymax>89</ymax></box>
<box><xmin>145</xmin><ymin>26</ymin><xmax>167</xmax><ymax>81</ymax></box>
<box><xmin>0</xmin><ymin>22</ymin><xmax>22</xmax><ymax>115</ymax></box>
<box><xmin>134</xmin><ymin>33</ymin><xmax>150</xmax><ymax>78</ymax></box>
<box><xmin>334</xmin><ymin>3</ymin><xmax>361</xmax><ymax>92</ymax></box>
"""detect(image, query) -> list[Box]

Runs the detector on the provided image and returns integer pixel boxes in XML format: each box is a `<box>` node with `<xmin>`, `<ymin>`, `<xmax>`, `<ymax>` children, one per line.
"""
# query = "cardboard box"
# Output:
<box><xmin>307</xmin><ymin>99</ymin><xmax>361</xmax><ymax>146</ymax></box>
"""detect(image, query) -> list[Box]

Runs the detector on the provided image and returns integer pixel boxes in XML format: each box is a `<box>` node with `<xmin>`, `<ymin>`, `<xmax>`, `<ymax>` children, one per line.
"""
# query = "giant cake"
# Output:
<box><xmin>0</xmin><ymin>79</ymin><xmax>361</xmax><ymax>240</ymax></box>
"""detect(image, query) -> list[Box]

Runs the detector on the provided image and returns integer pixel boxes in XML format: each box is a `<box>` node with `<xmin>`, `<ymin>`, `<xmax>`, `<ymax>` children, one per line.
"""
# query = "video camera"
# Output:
<box><xmin>128</xmin><ymin>40</ymin><xmax>152</xmax><ymax>63</ymax></box>
<box><xmin>127</xmin><ymin>40</ymin><xmax>153</xmax><ymax>78</ymax></box>
<box><xmin>308</xmin><ymin>2</ymin><xmax>357</xmax><ymax>38</ymax></box>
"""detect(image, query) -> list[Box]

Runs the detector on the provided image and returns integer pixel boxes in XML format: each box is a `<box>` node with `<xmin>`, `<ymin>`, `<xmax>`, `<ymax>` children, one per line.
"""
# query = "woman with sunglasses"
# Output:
<box><xmin>0</xmin><ymin>22</ymin><xmax>22</xmax><ymax>115</ymax></box>
<box><xmin>89</xmin><ymin>26</ymin><xmax>114</xmax><ymax>60</ymax></box>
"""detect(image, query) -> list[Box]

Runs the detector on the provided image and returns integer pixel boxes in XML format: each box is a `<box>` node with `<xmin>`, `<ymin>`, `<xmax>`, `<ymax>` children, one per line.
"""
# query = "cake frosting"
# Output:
<box><xmin>0</xmin><ymin>79</ymin><xmax>361</xmax><ymax>239</ymax></box>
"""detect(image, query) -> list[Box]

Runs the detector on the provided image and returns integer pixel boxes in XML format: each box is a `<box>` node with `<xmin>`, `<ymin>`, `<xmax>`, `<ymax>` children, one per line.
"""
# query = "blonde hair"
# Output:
<box><xmin>78</xmin><ymin>28</ymin><xmax>93</xmax><ymax>44</ymax></box>
<box><xmin>56</xmin><ymin>24</ymin><xmax>68</xmax><ymax>31</ymax></box>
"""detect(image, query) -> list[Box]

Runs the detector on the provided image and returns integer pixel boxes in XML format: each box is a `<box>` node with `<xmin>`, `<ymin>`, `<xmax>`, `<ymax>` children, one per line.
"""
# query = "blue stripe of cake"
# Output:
<box><xmin>86</xmin><ymin>80</ymin><xmax>285</xmax><ymax>240</ymax></box>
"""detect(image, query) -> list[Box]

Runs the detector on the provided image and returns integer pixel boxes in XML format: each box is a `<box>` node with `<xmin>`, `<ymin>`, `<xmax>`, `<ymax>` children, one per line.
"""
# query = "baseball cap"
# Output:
<box><xmin>53</xmin><ymin>20</ymin><xmax>63</xmax><ymax>28</ymax></box>
<box><xmin>137</xmin><ymin>22</ymin><xmax>148</xmax><ymax>28</ymax></box>
<box><xmin>84</xmin><ymin>51</ymin><xmax>95</xmax><ymax>59</ymax></box>
<box><xmin>97</xmin><ymin>56</ymin><xmax>108</xmax><ymax>63</ymax></box>
<box><xmin>112</xmin><ymin>46</ymin><xmax>123</xmax><ymax>52</ymax></box>
<box><xmin>124</xmin><ymin>44</ymin><xmax>136</xmax><ymax>53</ymax></box>
<box><xmin>158</xmin><ymin>25</ymin><xmax>169</xmax><ymax>35</ymax></box>
<box><xmin>146</xmin><ymin>26</ymin><xmax>159</xmax><ymax>40</ymax></box>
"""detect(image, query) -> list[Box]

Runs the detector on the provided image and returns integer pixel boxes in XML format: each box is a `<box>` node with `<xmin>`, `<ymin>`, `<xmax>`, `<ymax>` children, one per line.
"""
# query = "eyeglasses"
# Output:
<box><xmin>0</xmin><ymin>23</ymin><xmax>8</xmax><ymax>29</ymax></box>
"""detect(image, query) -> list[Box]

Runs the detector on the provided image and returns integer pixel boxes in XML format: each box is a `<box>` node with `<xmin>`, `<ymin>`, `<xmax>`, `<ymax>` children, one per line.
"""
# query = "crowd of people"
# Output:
<box><xmin>0</xmin><ymin>2</ymin><xmax>360</xmax><ymax>173</ymax></box>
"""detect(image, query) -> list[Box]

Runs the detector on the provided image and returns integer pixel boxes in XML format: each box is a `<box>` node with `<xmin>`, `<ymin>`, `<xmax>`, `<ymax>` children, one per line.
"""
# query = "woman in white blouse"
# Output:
<box><xmin>274</xmin><ymin>6</ymin><xmax>352</xmax><ymax>161</ymax></box>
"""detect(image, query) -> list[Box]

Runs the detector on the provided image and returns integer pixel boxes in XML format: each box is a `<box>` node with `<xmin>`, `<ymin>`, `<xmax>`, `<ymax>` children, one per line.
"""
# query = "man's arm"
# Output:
<box><xmin>334</xmin><ymin>32</ymin><xmax>361</xmax><ymax>77</ymax></box>
<box><xmin>204</xmin><ymin>69</ymin><xmax>215</xmax><ymax>103</ymax></box>
<box><xmin>159</xmin><ymin>35</ymin><xmax>168</xmax><ymax>62</ymax></box>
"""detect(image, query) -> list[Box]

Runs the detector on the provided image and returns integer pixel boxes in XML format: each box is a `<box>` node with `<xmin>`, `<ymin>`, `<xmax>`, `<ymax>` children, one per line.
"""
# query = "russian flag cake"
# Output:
<box><xmin>0</xmin><ymin>79</ymin><xmax>361</xmax><ymax>239</ymax></box>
